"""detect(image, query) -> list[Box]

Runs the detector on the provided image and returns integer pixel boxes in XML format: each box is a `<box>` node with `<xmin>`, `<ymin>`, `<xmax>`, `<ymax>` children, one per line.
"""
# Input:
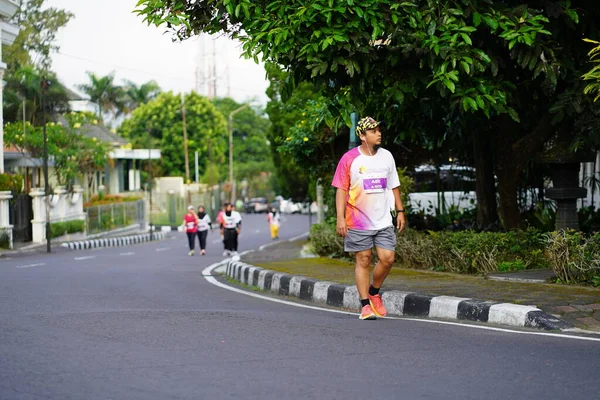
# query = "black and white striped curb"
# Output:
<box><xmin>224</xmin><ymin>260</ymin><xmax>573</xmax><ymax>331</ymax></box>
<box><xmin>61</xmin><ymin>232</ymin><xmax>168</xmax><ymax>250</ymax></box>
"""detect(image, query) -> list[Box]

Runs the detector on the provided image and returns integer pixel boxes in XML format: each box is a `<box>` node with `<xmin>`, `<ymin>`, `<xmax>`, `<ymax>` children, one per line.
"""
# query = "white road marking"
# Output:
<box><xmin>255</xmin><ymin>229</ymin><xmax>261</xmax><ymax>233</ymax></box>
<box><xmin>202</xmin><ymin>262</ymin><xmax>600</xmax><ymax>343</ymax></box>
<box><xmin>120</xmin><ymin>252</ymin><xmax>135</xmax><ymax>256</ymax></box>
<box><xmin>17</xmin><ymin>263</ymin><xmax>46</xmax><ymax>269</ymax></box>
<box><xmin>155</xmin><ymin>247</ymin><xmax>171</xmax><ymax>252</ymax></box>
<box><xmin>74</xmin><ymin>256</ymin><xmax>96</xmax><ymax>261</ymax></box>
<box><xmin>211</xmin><ymin>239</ymin><xmax>222</xmax><ymax>244</ymax></box>
<box><xmin>288</xmin><ymin>232</ymin><xmax>309</xmax><ymax>242</ymax></box>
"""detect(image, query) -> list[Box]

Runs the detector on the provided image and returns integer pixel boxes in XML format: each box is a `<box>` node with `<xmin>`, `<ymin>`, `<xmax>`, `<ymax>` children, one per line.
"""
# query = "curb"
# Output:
<box><xmin>60</xmin><ymin>231</ymin><xmax>168</xmax><ymax>250</ymax></box>
<box><xmin>224</xmin><ymin>260</ymin><xmax>574</xmax><ymax>331</ymax></box>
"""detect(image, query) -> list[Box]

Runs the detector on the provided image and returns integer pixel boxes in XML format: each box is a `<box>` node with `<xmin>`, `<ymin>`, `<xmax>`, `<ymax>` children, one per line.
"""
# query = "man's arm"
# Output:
<box><xmin>392</xmin><ymin>187</ymin><xmax>407</xmax><ymax>232</ymax></box>
<box><xmin>336</xmin><ymin>188</ymin><xmax>348</xmax><ymax>237</ymax></box>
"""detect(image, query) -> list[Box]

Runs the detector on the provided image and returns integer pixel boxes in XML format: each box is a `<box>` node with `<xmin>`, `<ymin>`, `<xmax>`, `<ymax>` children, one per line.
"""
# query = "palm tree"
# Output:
<box><xmin>3</xmin><ymin>65</ymin><xmax>71</xmax><ymax>125</ymax></box>
<box><xmin>77</xmin><ymin>71</ymin><xmax>125</xmax><ymax>121</ymax></box>
<box><xmin>122</xmin><ymin>80</ymin><xmax>161</xmax><ymax>113</ymax></box>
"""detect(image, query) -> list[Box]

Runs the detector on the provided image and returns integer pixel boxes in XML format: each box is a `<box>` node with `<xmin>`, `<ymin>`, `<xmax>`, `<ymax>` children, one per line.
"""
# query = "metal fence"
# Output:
<box><xmin>149</xmin><ymin>189</ymin><xmax>223</xmax><ymax>226</ymax></box>
<box><xmin>85</xmin><ymin>200</ymin><xmax>146</xmax><ymax>235</ymax></box>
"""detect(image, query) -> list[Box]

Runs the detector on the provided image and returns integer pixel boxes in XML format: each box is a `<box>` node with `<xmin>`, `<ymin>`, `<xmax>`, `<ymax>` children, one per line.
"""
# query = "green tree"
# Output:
<box><xmin>3</xmin><ymin>0</ymin><xmax>73</xmax><ymax>72</ymax></box>
<box><xmin>77</xmin><ymin>72</ymin><xmax>125</xmax><ymax>121</ymax></box>
<box><xmin>265</xmin><ymin>64</ymin><xmax>317</xmax><ymax>200</ymax></box>
<box><xmin>4</xmin><ymin>112</ymin><xmax>110</xmax><ymax>187</ymax></box>
<box><xmin>137</xmin><ymin>0</ymin><xmax>600</xmax><ymax>229</ymax></box>
<box><xmin>3</xmin><ymin>66</ymin><xmax>71</xmax><ymax>125</ymax></box>
<box><xmin>122</xmin><ymin>79</ymin><xmax>162</xmax><ymax>113</ymax></box>
<box><xmin>210</xmin><ymin>97</ymin><xmax>273</xmax><ymax>196</ymax></box>
<box><xmin>118</xmin><ymin>92</ymin><xmax>227</xmax><ymax>178</ymax></box>
<box><xmin>583</xmin><ymin>39</ymin><xmax>600</xmax><ymax>102</ymax></box>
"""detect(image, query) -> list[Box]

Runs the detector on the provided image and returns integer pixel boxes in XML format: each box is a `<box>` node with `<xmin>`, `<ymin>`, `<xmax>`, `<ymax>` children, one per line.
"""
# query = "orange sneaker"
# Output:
<box><xmin>369</xmin><ymin>294</ymin><xmax>387</xmax><ymax>317</ymax></box>
<box><xmin>359</xmin><ymin>304</ymin><xmax>377</xmax><ymax>320</ymax></box>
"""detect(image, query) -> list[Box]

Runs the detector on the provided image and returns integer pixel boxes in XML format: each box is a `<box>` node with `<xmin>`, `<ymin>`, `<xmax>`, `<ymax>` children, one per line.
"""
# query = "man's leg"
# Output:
<box><xmin>372</xmin><ymin>247</ymin><xmax>395</xmax><ymax>289</ymax></box>
<box><xmin>368</xmin><ymin>227</ymin><xmax>397</xmax><ymax>317</ymax></box>
<box><xmin>355</xmin><ymin>249</ymin><xmax>372</xmax><ymax>300</ymax></box>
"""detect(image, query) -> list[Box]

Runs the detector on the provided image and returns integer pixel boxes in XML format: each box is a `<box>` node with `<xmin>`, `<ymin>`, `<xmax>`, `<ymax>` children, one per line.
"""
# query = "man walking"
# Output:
<box><xmin>331</xmin><ymin>117</ymin><xmax>406</xmax><ymax>320</ymax></box>
<box><xmin>222</xmin><ymin>202</ymin><xmax>242</xmax><ymax>256</ymax></box>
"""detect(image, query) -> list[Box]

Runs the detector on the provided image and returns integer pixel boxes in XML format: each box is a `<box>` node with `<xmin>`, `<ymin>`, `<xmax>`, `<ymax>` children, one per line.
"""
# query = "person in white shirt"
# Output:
<box><xmin>196</xmin><ymin>205</ymin><xmax>213</xmax><ymax>256</ymax></box>
<box><xmin>222</xmin><ymin>202</ymin><xmax>242</xmax><ymax>256</ymax></box>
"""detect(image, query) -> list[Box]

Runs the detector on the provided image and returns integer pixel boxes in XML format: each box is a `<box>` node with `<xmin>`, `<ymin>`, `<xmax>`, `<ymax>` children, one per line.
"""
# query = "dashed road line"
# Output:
<box><xmin>120</xmin><ymin>252</ymin><xmax>135</xmax><ymax>256</ymax></box>
<box><xmin>17</xmin><ymin>263</ymin><xmax>46</xmax><ymax>269</ymax></box>
<box><xmin>155</xmin><ymin>247</ymin><xmax>171</xmax><ymax>252</ymax></box>
<box><xmin>74</xmin><ymin>256</ymin><xmax>96</xmax><ymax>261</ymax></box>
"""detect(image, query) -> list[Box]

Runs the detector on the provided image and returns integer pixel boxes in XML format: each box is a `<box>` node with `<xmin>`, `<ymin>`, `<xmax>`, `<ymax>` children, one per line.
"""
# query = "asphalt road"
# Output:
<box><xmin>1</xmin><ymin>214</ymin><xmax>599</xmax><ymax>400</ymax></box>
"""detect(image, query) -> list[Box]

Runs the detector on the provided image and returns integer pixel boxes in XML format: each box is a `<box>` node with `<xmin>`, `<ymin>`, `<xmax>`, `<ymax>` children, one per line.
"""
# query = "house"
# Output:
<box><xmin>3</xmin><ymin>118</ymin><xmax>160</xmax><ymax>196</ymax></box>
<box><xmin>0</xmin><ymin>0</ymin><xmax>20</xmax><ymax>173</ymax></box>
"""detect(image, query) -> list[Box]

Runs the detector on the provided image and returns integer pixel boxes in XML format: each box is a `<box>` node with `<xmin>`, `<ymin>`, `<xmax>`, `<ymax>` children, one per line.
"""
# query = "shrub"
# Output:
<box><xmin>545</xmin><ymin>230</ymin><xmax>600</xmax><ymax>286</ymax></box>
<box><xmin>309</xmin><ymin>222</ymin><xmax>548</xmax><ymax>275</ymax></box>
<box><xmin>309</xmin><ymin>221</ymin><xmax>345</xmax><ymax>258</ymax></box>
<box><xmin>84</xmin><ymin>194</ymin><xmax>142</xmax><ymax>207</ymax></box>
<box><xmin>0</xmin><ymin>173</ymin><xmax>24</xmax><ymax>194</ymax></box>
<box><xmin>0</xmin><ymin>230</ymin><xmax>10</xmax><ymax>249</ymax></box>
<box><xmin>50</xmin><ymin>220</ymin><xmax>85</xmax><ymax>239</ymax></box>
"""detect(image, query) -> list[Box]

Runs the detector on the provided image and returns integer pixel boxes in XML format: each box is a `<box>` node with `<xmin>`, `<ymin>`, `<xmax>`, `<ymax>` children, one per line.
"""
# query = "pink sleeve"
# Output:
<box><xmin>331</xmin><ymin>152</ymin><xmax>352</xmax><ymax>191</ymax></box>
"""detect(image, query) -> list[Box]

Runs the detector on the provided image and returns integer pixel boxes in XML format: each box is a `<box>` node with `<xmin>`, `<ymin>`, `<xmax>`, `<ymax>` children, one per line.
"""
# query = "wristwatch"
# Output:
<box><xmin>396</xmin><ymin>209</ymin><xmax>405</xmax><ymax>213</ymax></box>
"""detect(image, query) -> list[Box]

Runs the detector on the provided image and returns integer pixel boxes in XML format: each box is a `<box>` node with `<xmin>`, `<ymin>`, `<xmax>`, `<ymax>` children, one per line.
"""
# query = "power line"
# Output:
<box><xmin>55</xmin><ymin>50</ymin><xmax>265</xmax><ymax>97</ymax></box>
<box><xmin>55</xmin><ymin>51</ymin><xmax>195</xmax><ymax>83</ymax></box>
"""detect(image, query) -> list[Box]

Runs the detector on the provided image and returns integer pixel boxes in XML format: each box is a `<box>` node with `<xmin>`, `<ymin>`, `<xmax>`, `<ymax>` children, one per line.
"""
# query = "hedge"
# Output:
<box><xmin>309</xmin><ymin>222</ymin><xmax>600</xmax><ymax>286</ymax></box>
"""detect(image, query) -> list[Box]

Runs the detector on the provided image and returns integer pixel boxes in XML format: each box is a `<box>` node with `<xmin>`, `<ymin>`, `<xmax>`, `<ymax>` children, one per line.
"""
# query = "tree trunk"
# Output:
<box><xmin>472</xmin><ymin>130</ymin><xmax>499</xmax><ymax>229</ymax></box>
<box><xmin>494</xmin><ymin>113</ymin><xmax>553</xmax><ymax>230</ymax></box>
<box><xmin>496</xmin><ymin>166</ymin><xmax>522</xmax><ymax>230</ymax></box>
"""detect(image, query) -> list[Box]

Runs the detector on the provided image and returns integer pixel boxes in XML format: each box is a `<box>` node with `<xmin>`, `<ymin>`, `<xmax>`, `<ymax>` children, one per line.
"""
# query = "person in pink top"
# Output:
<box><xmin>331</xmin><ymin>117</ymin><xmax>406</xmax><ymax>320</ymax></box>
<box><xmin>182</xmin><ymin>205</ymin><xmax>199</xmax><ymax>256</ymax></box>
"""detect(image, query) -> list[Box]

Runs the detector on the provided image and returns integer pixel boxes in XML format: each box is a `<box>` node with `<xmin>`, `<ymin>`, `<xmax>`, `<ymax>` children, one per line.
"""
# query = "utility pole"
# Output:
<box><xmin>212</xmin><ymin>38</ymin><xmax>217</xmax><ymax>98</ymax></box>
<box><xmin>228</xmin><ymin>104</ymin><xmax>249</xmax><ymax>203</ymax></box>
<box><xmin>181</xmin><ymin>93</ymin><xmax>190</xmax><ymax>183</ymax></box>
<box><xmin>41</xmin><ymin>78</ymin><xmax>51</xmax><ymax>253</ymax></box>
<box><xmin>147</xmin><ymin>125</ymin><xmax>153</xmax><ymax>240</ymax></box>
<box><xmin>195</xmin><ymin>151</ymin><xmax>199</xmax><ymax>183</ymax></box>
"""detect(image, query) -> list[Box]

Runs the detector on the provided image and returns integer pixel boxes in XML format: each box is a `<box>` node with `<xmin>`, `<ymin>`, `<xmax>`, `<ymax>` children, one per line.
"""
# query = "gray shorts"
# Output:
<box><xmin>344</xmin><ymin>226</ymin><xmax>396</xmax><ymax>252</ymax></box>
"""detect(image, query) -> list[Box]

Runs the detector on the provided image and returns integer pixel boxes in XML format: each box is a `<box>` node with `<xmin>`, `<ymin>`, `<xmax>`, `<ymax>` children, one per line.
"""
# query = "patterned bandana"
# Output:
<box><xmin>356</xmin><ymin>117</ymin><xmax>380</xmax><ymax>136</ymax></box>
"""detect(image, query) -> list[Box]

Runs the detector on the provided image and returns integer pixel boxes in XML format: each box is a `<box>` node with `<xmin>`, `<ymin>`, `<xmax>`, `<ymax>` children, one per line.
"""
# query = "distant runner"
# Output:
<box><xmin>222</xmin><ymin>202</ymin><xmax>242</xmax><ymax>256</ymax></box>
<box><xmin>182</xmin><ymin>205</ymin><xmax>200</xmax><ymax>256</ymax></box>
<box><xmin>196</xmin><ymin>205</ymin><xmax>212</xmax><ymax>256</ymax></box>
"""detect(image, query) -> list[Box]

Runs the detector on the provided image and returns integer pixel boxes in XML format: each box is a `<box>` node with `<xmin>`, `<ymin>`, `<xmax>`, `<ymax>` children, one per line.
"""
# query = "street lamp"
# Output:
<box><xmin>228</xmin><ymin>103</ymin><xmax>249</xmax><ymax>203</ymax></box>
<box><xmin>41</xmin><ymin>77</ymin><xmax>51</xmax><ymax>253</ymax></box>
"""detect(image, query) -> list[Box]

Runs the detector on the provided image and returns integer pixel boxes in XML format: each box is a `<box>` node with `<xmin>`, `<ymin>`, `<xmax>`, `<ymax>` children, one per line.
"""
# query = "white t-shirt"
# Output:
<box><xmin>197</xmin><ymin>214</ymin><xmax>211</xmax><ymax>231</ymax></box>
<box><xmin>331</xmin><ymin>147</ymin><xmax>400</xmax><ymax>230</ymax></box>
<box><xmin>222</xmin><ymin>211</ymin><xmax>242</xmax><ymax>229</ymax></box>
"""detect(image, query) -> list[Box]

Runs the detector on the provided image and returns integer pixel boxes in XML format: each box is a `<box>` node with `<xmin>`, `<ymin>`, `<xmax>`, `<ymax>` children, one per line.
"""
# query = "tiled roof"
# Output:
<box><xmin>54</xmin><ymin>115</ymin><xmax>128</xmax><ymax>147</ymax></box>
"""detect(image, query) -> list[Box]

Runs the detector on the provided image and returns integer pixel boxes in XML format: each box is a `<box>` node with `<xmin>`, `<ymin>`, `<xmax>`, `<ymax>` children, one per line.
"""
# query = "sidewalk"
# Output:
<box><xmin>242</xmin><ymin>240</ymin><xmax>600</xmax><ymax>332</ymax></box>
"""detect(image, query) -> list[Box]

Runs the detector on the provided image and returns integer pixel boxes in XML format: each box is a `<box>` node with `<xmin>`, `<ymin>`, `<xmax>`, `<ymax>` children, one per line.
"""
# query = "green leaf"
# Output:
<box><xmin>474</xmin><ymin>49</ymin><xmax>492</xmax><ymax>63</ymax></box>
<box><xmin>427</xmin><ymin>21</ymin><xmax>436</xmax><ymax>36</ymax></box>
<box><xmin>462</xmin><ymin>97</ymin><xmax>470</xmax><ymax>111</ymax></box>
<box><xmin>507</xmin><ymin>108</ymin><xmax>520</xmax><ymax>122</ymax></box>
<box><xmin>475</xmin><ymin>96</ymin><xmax>485</xmax><ymax>109</ymax></box>
<box><xmin>482</xmin><ymin>15</ymin><xmax>499</xmax><ymax>30</ymax></box>
<box><xmin>461</xmin><ymin>33</ymin><xmax>472</xmax><ymax>45</ymax></box>
<box><xmin>443</xmin><ymin>79</ymin><xmax>456</xmax><ymax>93</ymax></box>
<box><xmin>473</xmin><ymin>12</ymin><xmax>482</xmax><ymax>27</ymax></box>
<box><xmin>460</xmin><ymin>61</ymin><xmax>470</xmax><ymax>74</ymax></box>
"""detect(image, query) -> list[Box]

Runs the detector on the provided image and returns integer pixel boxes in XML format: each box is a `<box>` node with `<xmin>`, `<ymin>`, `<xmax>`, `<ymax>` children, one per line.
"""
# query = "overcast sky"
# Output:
<box><xmin>45</xmin><ymin>0</ymin><xmax>270</xmax><ymax>105</ymax></box>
